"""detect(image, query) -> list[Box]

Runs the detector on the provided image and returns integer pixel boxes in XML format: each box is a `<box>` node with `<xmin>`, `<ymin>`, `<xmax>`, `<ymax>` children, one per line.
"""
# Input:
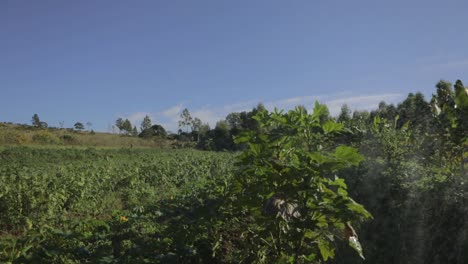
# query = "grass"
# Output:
<box><xmin>0</xmin><ymin>122</ymin><xmax>172</xmax><ymax>148</ymax></box>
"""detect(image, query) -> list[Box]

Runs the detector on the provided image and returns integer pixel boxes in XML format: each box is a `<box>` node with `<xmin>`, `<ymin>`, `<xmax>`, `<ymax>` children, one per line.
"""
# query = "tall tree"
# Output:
<box><xmin>238</xmin><ymin>103</ymin><xmax>267</xmax><ymax>132</ymax></box>
<box><xmin>338</xmin><ymin>104</ymin><xmax>352</xmax><ymax>123</ymax></box>
<box><xmin>115</xmin><ymin>118</ymin><xmax>124</xmax><ymax>134</ymax></box>
<box><xmin>435</xmin><ymin>80</ymin><xmax>454</xmax><ymax>109</ymax></box>
<box><xmin>191</xmin><ymin>117</ymin><xmax>202</xmax><ymax>132</ymax></box>
<box><xmin>191</xmin><ymin>117</ymin><xmax>203</xmax><ymax>142</ymax></box>
<box><xmin>397</xmin><ymin>92</ymin><xmax>431</xmax><ymax>131</ymax></box>
<box><xmin>226</xmin><ymin>112</ymin><xmax>242</xmax><ymax>130</ymax></box>
<box><xmin>226</xmin><ymin>112</ymin><xmax>243</xmax><ymax>143</ymax></box>
<box><xmin>199</xmin><ymin>123</ymin><xmax>210</xmax><ymax>136</ymax></box>
<box><xmin>122</xmin><ymin>119</ymin><xmax>132</xmax><ymax>135</ymax></box>
<box><xmin>31</xmin><ymin>114</ymin><xmax>41</xmax><ymax>128</ymax></box>
<box><xmin>140</xmin><ymin>115</ymin><xmax>152</xmax><ymax>132</ymax></box>
<box><xmin>213</xmin><ymin>120</ymin><xmax>232</xmax><ymax>150</ymax></box>
<box><xmin>372</xmin><ymin>101</ymin><xmax>397</xmax><ymax>121</ymax></box>
<box><xmin>132</xmin><ymin>126</ymin><xmax>138</xmax><ymax>136</ymax></box>
<box><xmin>178</xmin><ymin>108</ymin><xmax>193</xmax><ymax>133</ymax></box>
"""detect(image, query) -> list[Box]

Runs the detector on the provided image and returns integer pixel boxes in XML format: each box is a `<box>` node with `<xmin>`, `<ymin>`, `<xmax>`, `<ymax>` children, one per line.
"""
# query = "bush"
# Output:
<box><xmin>61</xmin><ymin>134</ymin><xmax>77</xmax><ymax>144</ymax></box>
<box><xmin>216</xmin><ymin>104</ymin><xmax>371</xmax><ymax>262</ymax></box>
<box><xmin>15</xmin><ymin>133</ymin><xmax>31</xmax><ymax>145</ymax></box>
<box><xmin>32</xmin><ymin>131</ymin><xmax>60</xmax><ymax>144</ymax></box>
<box><xmin>0</xmin><ymin>131</ymin><xmax>31</xmax><ymax>145</ymax></box>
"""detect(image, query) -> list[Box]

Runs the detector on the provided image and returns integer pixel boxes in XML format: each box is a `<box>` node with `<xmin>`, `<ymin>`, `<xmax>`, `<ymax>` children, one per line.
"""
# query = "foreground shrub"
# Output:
<box><xmin>214</xmin><ymin>103</ymin><xmax>372</xmax><ymax>263</ymax></box>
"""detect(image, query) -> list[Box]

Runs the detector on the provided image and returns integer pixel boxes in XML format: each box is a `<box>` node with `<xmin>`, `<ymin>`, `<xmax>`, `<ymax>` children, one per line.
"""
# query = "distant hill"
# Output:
<box><xmin>0</xmin><ymin>122</ymin><xmax>173</xmax><ymax>148</ymax></box>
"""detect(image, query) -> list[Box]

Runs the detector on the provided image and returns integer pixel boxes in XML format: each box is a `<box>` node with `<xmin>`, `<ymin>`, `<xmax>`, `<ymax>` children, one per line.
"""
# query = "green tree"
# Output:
<box><xmin>74</xmin><ymin>122</ymin><xmax>84</xmax><ymax>130</ymax></box>
<box><xmin>122</xmin><ymin>119</ymin><xmax>132</xmax><ymax>135</ymax></box>
<box><xmin>115</xmin><ymin>118</ymin><xmax>124</xmax><ymax>134</ymax></box>
<box><xmin>31</xmin><ymin>114</ymin><xmax>42</xmax><ymax>128</ymax></box>
<box><xmin>338</xmin><ymin>104</ymin><xmax>352</xmax><ymax>123</ymax></box>
<box><xmin>132</xmin><ymin>126</ymin><xmax>138</xmax><ymax>136</ymax></box>
<box><xmin>139</xmin><ymin>124</ymin><xmax>167</xmax><ymax>138</ymax></box>
<box><xmin>431</xmin><ymin>80</ymin><xmax>468</xmax><ymax>171</ymax></box>
<box><xmin>199</xmin><ymin>123</ymin><xmax>210</xmax><ymax>135</ymax></box>
<box><xmin>178</xmin><ymin>108</ymin><xmax>193</xmax><ymax>133</ymax></box>
<box><xmin>196</xmin><ymin>123</ymin><xmax>212</xmax><ymax>149</ymax></box>
<box><xmin>435</xmin><ymin>80</ymin><xmax>454</xmax><ymax>109</ymax></box>
<box><xmin>213</xmin><ymin>120</ymin><xmax>231</xmax><ymax>150</ymax></box>
<box><xmin>226</xmin><ymin>112</ymin><xmax>242</xmax><ymax>130</ymax></box>
<box><xmin>244</xmin><ymin>103</ymin><xmax>267</xmax><ymax>131</ymax></box>
<box><xmin>191</xmin><ymin>117</ymin><xmax>202</xmax><ymax>132</ymax></box>
<box><xmin>371</xmin><ymin>101</ymin><xmax>397</xmax><ymax>121</ymax></box>
<box><xmin>397</xmin><ymin>92</ymin><xmax>431</xmax><ymax>130</ymax></box>
<box><xmin>140</xmin><ymin>115</ymin><xmax>152</xmax><ymax>132</ymax></box>
<box><xmin>152</xmin><ymin>124</ymin><xmax>167</xmax><ymax>137</ymax></box>
<box><xmin>191</xmin><ymin>117</ymin><xmax>203</xmax><ymax>142</ymax></box>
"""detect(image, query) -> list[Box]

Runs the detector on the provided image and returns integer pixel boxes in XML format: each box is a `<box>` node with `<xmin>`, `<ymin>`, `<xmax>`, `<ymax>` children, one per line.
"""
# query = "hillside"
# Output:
<box><xmin>0</xmin><ymin>122</ymin><xmax>171</xmax><ymax>148</ymax></box>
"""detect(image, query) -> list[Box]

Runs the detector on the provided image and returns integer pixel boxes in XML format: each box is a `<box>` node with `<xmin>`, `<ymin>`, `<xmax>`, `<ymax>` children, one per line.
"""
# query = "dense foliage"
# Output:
<box><xmin>333</xmin><ymin>79</ymin><xmax>468</xmax><ymax>263</ymax></box>
<box><xmin>222</xmin><ymin>103</ymin><xmax>371</xmax><ymax>262</ymax></box>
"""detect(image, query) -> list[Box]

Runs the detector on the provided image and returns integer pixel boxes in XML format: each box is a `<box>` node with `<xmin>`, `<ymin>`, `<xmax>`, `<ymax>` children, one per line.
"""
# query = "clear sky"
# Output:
<box><xmin>1</xmin><ymin>0</ymin><xmax>468</xmax><ymax>132</ymax></box>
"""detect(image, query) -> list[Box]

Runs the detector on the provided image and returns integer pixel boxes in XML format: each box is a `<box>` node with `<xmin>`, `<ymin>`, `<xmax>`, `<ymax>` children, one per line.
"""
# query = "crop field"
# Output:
<box><xmin>0</xmin><ymin>147</ymin><xmax>235</xmax><ymax>263</ymax></box>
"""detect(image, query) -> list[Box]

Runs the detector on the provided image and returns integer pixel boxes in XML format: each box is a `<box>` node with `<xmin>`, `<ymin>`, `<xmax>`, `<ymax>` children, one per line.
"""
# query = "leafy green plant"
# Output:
<box><xmin>222</xmin><ymin>103</ymin><xmax>372</xmax><ymax>263</ymax></box>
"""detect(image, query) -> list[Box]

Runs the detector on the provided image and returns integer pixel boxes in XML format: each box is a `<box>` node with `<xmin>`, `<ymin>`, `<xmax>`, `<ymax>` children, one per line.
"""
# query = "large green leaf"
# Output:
<box><xmin>318</xmin><ymin>240</ymin><xmax>335</xmax><ymax>261</ymax></box>
<box><xmin>322</xmin><ymin>121</ymin><xmax>344</xmax><ymax>134</ymax></box>
<box><xmin>346</xmin><ymin>199</ymin><xmax>372</xmax><ymax>219</ymax></box>
<box><xmin>335</xmin><ymin>146</ymin><xmax>363</xmax><ymax>166</ymax></box>
<box><xmin>349</xmin><ymin>236</ymin><xmax>365</xmax><ymax>259</ymax></box>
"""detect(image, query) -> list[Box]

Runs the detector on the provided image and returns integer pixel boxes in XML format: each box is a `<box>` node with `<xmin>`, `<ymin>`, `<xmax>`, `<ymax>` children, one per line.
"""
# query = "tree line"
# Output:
<box><xmin>28</xmin><ymin>79</ymin><xmax>468</xmax><ymax>158</ymax></box>
<box><xmin>30</xmin><ymin>114</ymin><xmax>93</xmax><ymax>132</ymax></box>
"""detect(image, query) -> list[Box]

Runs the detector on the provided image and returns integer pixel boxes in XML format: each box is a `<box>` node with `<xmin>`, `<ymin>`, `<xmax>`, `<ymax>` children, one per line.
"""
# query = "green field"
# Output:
<box><xmin>0</xmin><ymin>106</ymin><xmax>374</xmax><ymax>263</ymax></box>
<box><xmin>0</xmin><ymin>147</ymin><xmax>235</xmax><ymax>263</ymax></box>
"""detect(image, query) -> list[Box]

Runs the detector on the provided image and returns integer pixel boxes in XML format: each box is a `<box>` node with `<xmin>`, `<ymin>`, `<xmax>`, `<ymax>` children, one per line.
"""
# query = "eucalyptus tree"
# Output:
<box><xmin>178</xmin><ymin>108</ymin><xmax>193</xmax><ymax>133</ymax></box>
<box><xmin>140</xmin><ymin>115</ymin><xmax>152</xmax><ymax>132</ymax></box>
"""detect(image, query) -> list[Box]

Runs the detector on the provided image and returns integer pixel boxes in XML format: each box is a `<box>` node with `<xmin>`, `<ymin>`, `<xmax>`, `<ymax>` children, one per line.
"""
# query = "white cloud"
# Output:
<box><xmin>325</xmin><ymin>93</ymin><xmax>402</xmax><ymax>115</ymax></box>
<box><xmin>116</xmin><ymin>105</ymin><xmax>183</xmax><ymax>133</ymax></box>
<box><xmin>192</xmin><ymin>108</ymin><xmax>220</xmax><ymax>129</ymax></box>
<box><xmin>126</xmin><ymin>112</ymin><xmax>150</xmax><ymax>128</ymax></box>
<box><xmin>222</xmin><ymin>100</ymin><xmax>260</xmax><ymax>113</ymax></box>
<box><xmin>266</xmin><ymin>95</ymin><xmax>322</xmax><ymax>110</ymax></box>
<box><xmin>276</xmin><ymin>95</ymin><xmax>321</xmax><ymax>105</ymax></box>
<box><xmin>161</xmin><ymin>104</ymin><xmax>183</xmax><ymax>121</ymax></box>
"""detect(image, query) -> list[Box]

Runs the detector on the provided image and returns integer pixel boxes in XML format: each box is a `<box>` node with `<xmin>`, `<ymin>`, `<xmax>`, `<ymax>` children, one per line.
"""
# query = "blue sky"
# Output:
<box><xmin>1</xmin><ymin>0</ymin><xmax>468</xmax><ymax>132</ymax></box>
